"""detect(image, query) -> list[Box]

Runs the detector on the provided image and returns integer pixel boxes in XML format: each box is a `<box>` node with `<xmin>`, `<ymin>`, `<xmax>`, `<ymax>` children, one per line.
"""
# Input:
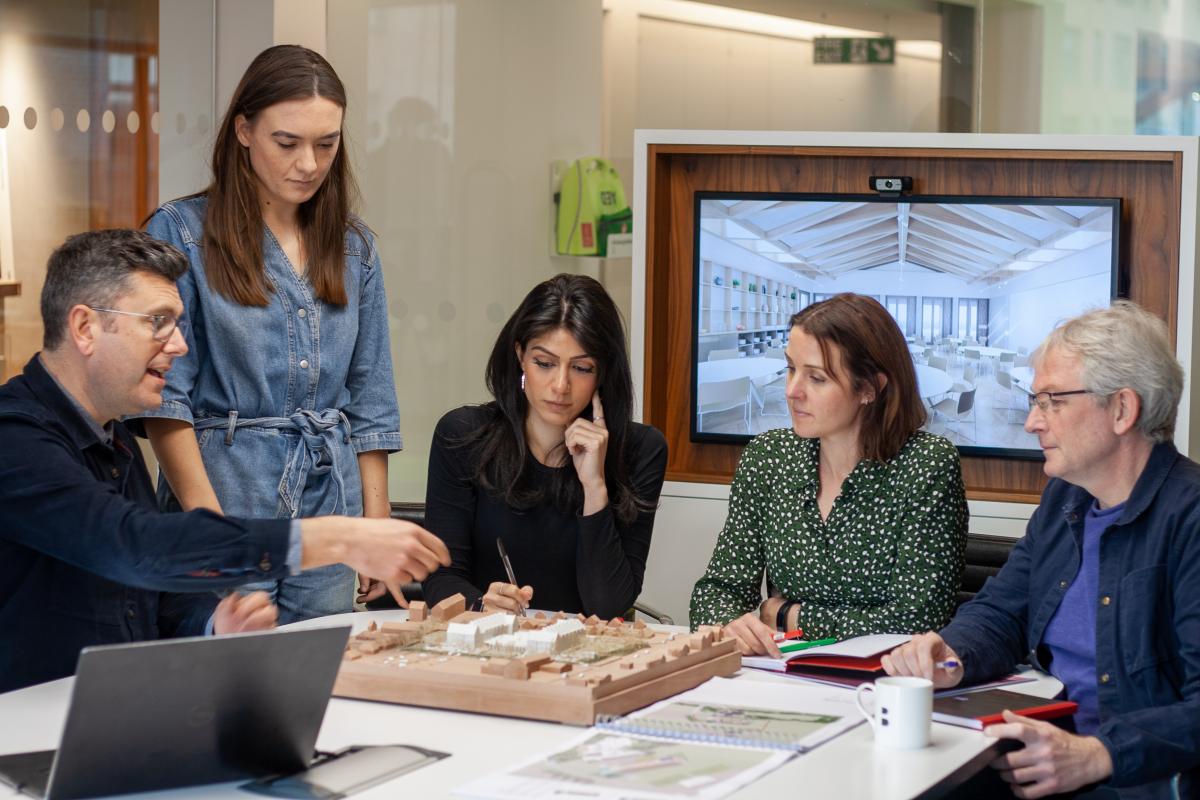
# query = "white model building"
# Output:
<box><xmin>524</xmin><ymin>618</ymin><xmax>586</xmax><ymax>654</ymax></box>
<box><xmin>445</xmin><ymin>613</ymin><xmax>518</xmax><ymax>651</ymax></box>
<box><xmin>445</xmin><ymin>621</ymin><xmax>484</xmax><ymax>650</ymax></box>
<box><xmin>475</xmin><ymin>613</ymin><xmax>517</xmax><ymax>639</ymax></box>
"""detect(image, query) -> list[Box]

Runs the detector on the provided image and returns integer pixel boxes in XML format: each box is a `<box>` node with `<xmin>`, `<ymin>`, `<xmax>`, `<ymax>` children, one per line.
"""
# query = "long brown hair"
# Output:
<box><xmin>204</xmin><ymin>45</ymin><xmax>361</xmax><ymax>306</ymax></box>
<box><xmin>789</xmin><ymin>293</ymin><xmax>925</xmax><ymax>462</ymax></box>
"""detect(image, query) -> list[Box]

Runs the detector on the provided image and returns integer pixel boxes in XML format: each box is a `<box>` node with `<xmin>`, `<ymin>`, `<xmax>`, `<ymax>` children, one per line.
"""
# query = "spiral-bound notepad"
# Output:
<box><xmin>594</xmin><ymin>676</ymin><xmax>863</xmax><ymax>753</ymax></box>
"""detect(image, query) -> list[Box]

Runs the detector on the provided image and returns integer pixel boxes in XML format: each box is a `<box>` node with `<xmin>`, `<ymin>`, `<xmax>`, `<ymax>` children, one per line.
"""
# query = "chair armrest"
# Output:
<box><xmin>631</xmin><ymin>601</ymin><xmax>674</xmax><ymax>626</ymax></box>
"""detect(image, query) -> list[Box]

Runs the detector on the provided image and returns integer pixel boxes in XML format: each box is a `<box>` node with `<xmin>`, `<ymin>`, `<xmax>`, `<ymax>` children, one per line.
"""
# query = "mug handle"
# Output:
<box><xmin>855</xmin><ymin>682</ymin><xmax>877</xmax><ymax>729</ymax></box>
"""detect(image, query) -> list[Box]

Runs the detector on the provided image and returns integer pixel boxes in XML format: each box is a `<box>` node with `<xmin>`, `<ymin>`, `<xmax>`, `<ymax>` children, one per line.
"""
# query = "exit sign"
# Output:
<box><xmin>813</xmin><ymin>37</ymin><xmax>895</xmax><ymax>64</ymax></box>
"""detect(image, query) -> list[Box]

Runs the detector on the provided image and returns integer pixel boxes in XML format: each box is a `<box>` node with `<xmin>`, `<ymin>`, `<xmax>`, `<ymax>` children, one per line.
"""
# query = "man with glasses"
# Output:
<box><xmin>883</xmin><ymin>301</ymin><xmax>1199</xmax><ymax>799</ymax></box>
<box><xmin>0</xmin><ymin>230</ymin><xmax>450</xmax><ymax>693</ymax></box>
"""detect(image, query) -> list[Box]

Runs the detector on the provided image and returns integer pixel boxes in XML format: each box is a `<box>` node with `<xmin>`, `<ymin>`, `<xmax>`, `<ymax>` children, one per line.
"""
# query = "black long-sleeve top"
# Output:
<box><xmin>0</xmin><ymin>356</ymin><xmax>292</xmax><ymax>693</ymax></box>
<box><xmin>422</xmin><ymin>405</ymin><xmax>667</xmax><ymax>618</ymax></box>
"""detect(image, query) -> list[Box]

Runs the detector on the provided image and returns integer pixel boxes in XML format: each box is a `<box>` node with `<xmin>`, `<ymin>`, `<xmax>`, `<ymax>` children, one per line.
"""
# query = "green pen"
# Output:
<box><xmin>779</xmin><ymin>637</ymin><xmax>837</xmax><ymax>654</ymax></box>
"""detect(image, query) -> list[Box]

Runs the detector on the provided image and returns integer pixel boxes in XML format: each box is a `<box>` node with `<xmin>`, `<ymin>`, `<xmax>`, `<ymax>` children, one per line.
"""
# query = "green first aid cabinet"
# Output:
<box><xmin>556</xmin><ymin>157</ymin><xmax>632</xmax><ymax>256</ymax></box>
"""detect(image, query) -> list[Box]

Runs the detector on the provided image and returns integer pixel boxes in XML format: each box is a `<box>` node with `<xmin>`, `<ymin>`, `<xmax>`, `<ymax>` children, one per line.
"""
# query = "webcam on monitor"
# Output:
<box><xmin>870</xmin><ymin>175</ymin><xmax>913</xmax><ymax>195</ymax></box>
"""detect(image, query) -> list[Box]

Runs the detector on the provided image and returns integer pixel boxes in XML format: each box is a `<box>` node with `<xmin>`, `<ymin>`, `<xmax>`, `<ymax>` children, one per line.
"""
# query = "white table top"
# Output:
<box><xmin>914</xmin><ymin>364</ymin><xmax>953</xmax><ymax>400</ymax></box>
<box><xmin>1011</xmin><ymin>366</ymin><xmax>1034</xmax><ymax>393</ymax></box>
<box><xmin>0</xmin><ymin>611</ymin><xmax>1063</xmax><ymax>800</ymax></box>
<box><xmin>697</xmin><ymin>357</ymin><xmax>786</xmax><ymax>384</ymax></box>
<box><xmin>962</xmin><ymin>346</ymin><xmax>1017</xmax><ymax>359</ymax></box>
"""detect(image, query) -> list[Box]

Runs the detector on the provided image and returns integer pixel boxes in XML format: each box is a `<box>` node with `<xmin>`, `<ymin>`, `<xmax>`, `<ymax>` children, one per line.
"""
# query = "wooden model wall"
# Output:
<box><xmin>642</xmin><ymin>146</ymin><xmax>1182</xmax><ymax>503</ymax></box>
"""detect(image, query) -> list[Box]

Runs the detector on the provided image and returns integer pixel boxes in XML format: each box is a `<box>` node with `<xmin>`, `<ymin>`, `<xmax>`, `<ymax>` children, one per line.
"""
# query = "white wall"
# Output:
<box><xmin>329</xmin><ymin>1</ymin><xmax>605</xmax><ymax>501</ymax></box>
<box><xmin>985</xmin><ymin>243</ymin><xmax>1112</xmax><ymax>353</ymax></box>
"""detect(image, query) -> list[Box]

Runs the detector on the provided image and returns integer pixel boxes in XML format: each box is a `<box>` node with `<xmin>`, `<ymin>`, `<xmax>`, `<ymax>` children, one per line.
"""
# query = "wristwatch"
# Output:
<box><xmin>775</xmin><ymin>600</ymin><xmax>798</xmax><ymax>632</ymax></box>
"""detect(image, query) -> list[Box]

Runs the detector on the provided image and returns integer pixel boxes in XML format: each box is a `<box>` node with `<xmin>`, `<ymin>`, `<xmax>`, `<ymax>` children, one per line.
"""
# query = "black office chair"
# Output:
<box><xmin>368</xmin><ymin>502</ymin><xmax>674</xmax><ymax>624</ymax></box>
<box><xmin>955</xmin><ymin>533</ymin><xmax>1017</xmax><ymax>609</ymax></box>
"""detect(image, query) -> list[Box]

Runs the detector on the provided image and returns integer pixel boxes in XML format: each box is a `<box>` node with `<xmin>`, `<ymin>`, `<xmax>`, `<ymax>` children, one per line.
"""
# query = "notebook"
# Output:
<box><xmin>594</xmin><ymin>676</ymin><xmax>863</xmax><ymax>752</ymax></box>
<box><xmin>931</xmin><ymin>689</ymin><xmax>1078</xmax><ymax>730</ymax></box>
<box><xmin>741</xmin><ymin>633</ymin><xmax>910</xmax><ymax>678</ymax></box>
<box><xmin>454</xmin><ymin>678</ymin><xmax>857</xmax><ymax>800</ymax></box>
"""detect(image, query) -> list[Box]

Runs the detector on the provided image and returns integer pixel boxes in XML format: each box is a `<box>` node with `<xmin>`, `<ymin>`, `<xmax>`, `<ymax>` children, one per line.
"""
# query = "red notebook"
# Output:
<box><xmin>742</xmin><ymin>633</ymin><xmax>909</xmax><ymax>676</ymax></box>
<box><xmin>932</xmin><ymin>689</ymin><xmax>1078</xmax><ymax>730</ymax></box>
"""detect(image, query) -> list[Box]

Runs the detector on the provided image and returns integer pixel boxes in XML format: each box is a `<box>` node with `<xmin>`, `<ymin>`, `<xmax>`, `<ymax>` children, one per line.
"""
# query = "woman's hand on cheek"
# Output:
<box><xmin>566</xmin><ymin>390</ymin><xmax>609</xmax><ymax>496</ymax></box>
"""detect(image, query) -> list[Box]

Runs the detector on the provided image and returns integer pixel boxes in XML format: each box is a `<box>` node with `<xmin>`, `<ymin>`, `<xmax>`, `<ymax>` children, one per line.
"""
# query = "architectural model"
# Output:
<box><xmin>334</xmin><ymin>593</ymin><xmax>741</xmax><ymax>725</ymax></box>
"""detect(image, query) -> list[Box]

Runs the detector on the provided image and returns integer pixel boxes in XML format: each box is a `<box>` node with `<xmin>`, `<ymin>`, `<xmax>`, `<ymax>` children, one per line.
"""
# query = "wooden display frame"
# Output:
<box><xmin>630</xmin><ymin>132</ymin><xmax>1200</xmax><ymax>504</ymax></box>
<box><xmin>333</xmin><ymin>610</ymin><xmax>741</xmax><ymax>726</ymax></box>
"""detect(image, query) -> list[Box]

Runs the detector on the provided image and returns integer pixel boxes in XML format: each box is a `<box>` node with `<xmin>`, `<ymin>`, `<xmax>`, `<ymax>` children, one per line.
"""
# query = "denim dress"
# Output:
<box><xmin>136</xmin><ymin>195</ymin><xmax>402</xmax><ymax>623</ymax></box>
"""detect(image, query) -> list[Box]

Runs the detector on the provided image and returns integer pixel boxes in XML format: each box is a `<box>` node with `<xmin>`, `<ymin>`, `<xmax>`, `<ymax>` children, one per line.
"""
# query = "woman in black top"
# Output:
<box><xmin>422</xmin><ymin>274</ymin><xmax>667</xmax><ymax>618</ymax></box>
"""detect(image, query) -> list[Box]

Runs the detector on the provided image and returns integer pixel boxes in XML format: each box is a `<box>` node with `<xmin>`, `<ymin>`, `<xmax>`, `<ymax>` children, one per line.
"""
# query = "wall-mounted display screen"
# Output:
<box><xmin>690</xmin><ymin>192</ymin><xmax>1122</xmax><ymax>458</ymax></box>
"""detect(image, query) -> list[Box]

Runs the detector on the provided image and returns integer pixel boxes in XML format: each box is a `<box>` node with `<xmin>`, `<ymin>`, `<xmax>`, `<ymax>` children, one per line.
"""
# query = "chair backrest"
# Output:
<box><xmin>957</xmin><ymin>387</ymin><xmax>976</xmax><ymax>414</ymax></box>
<box><xmin>962</xmin><ymin>365</ymin><xmax>977</xmax><ymax>384</ymax></box>
<box><xmin>964</xmin><ymin>348</ymin><xmax>980</xmax><ymax>359</ymax></box>
<box><xmin>996</xmin><ymin>370</ymin><xmax>1012</xmax><ymax>389</ymax></box>
<box><xmin>999</xmin><ymin>351</ymin><xmax>1015</xmax><ymax>364</ymax></box>
<box><xmin>956</xmin><ymin>533</ymin><xmax>1016</xmax><ymax>608</ymax></box>
<box><xmin>929</xmin><ymin>356</ymin><xmax>948</xmax><ymax>371</ymax></box>
<box><xmin>1015</xmin><ymin>354</ymin><xmax>1029</xmax><ymax>368</ymax></box>
<box><xmin>698</xmin><ymin>376</ymin><xmax>753</xmax><ymax>414</ymax></box>
<box><xmin>708</xmin><ymin>348</ymin><xmax>741</xmax><ymax>361</ymax></box>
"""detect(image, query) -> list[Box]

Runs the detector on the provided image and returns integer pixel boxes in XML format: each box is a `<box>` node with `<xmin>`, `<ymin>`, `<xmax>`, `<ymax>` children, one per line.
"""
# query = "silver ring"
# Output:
<box><xmin>594</xmin><ymin>416</ymin><xmax>605</xmax><ymax>421</ymax></box>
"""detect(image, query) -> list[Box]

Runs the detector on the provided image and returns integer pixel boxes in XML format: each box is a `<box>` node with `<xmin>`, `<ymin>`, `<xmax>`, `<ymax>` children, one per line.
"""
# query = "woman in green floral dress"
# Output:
<box><xmin>690</xmin><ymin>293</ymin><xmax>968</xmax><ymax>656</ymax></box>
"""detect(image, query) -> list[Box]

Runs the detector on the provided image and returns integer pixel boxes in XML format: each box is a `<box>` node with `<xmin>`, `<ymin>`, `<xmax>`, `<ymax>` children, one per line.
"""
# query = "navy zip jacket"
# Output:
<box><xmin>942</xmin><ymin>441</ymin><xmax>1200</xmax><ymax>799</ymax></box>
<box><xmin>0</xmin><ymin>356</ymin><xmax>292</xmax><ymax>694</ymax></box>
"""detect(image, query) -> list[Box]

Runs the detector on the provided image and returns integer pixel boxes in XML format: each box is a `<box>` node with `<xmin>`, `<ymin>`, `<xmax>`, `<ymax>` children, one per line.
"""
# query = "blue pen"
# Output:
<box><xmin>934</xmin><ymin>659</ymin><xmax>960</xmax><ymax>670</ymax></box>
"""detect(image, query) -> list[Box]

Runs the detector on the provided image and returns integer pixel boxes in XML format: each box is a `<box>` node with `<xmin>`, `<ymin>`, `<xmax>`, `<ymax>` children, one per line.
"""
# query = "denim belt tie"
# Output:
<box><xmin>193</xmin><ymin>408</ymin><xmax>353</xmax><ymax>517</ymax></box>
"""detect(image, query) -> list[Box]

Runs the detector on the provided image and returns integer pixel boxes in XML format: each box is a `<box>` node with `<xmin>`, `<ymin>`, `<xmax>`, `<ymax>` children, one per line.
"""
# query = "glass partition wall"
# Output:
<box><xmin>3</xmin><ymin>0</ymin><xmax>1200</xmax><ymax>499</ymax></box>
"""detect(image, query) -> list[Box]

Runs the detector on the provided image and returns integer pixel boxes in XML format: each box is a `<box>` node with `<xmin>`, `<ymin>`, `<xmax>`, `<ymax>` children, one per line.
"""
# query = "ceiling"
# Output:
<box><xmin>699</xmin><ymin>198</ymin><xmax>1115</xmax><ymax>285</ymax></box>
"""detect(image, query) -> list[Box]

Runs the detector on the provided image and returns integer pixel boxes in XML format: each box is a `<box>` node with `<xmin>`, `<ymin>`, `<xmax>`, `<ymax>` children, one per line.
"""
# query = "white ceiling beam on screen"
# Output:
<box><xmin>937</xmin><ymin>203</ymin><xmax>1041</xmax><ymax>248</ymax></box>
<box><xmin>765</xmin><ymin>202</ymin><xmax>879</xmax><ymax>240</ymax></box>
<box><xmin>718</xmin><ymin>216</ymin><xmax>800</xmax><ymax>263</ymax></box>
<box><xmin>808</xmin><ymin>231</ymin><xmax>897</xmax><ymax>264</ymax></box>
<box><xmin>825</xmin><ymin>251</ymin><xmax>902</xmax><ymax>275</ymax></box>
<box><xmin>984</xmin><ymin>205</ymin><xmax>1114</xmax><ymax>278</ymax></box>
<box><xmin>699</xmin><ymin>201</ymin><xmax>732</xmax><ymax>219</ymax></box>
<box><xmin>1018</xmin><ymin>204</ymin><xmax>1081</xmax><ymax>229</ymax></box>
<box><xmin>1078</xmin><ymin>206</ymin><xmax>1115</xmax><ymax>230</ymax></box>
<box><xmin>788</xmin><ymin>215</ymin><xmax>893</xmax><ymax>252</ymax></box>
<box><xmin>905</xmin><ymin>244</ymin><xmax>982</xmax><ymax>278</ymax></box>
<box><xmin>907</xmin><ymin>218</ymin><xmax>1010</xmax><ymax>259</ymax></box>
<box><xmin>897</xmin><ymin>202</ymin><xmax>910</xmax><ymax>267</ymax></box>
<box><xmin>822</xmin><ymin>242</ymin><xmax>900</xmax><ymax>272</ymax></box>
<box><xmin>726</xmin><ymin>199</ymin><xmax>784</xmax><ymax>219</ymax></box>
<box><xmin>822</xmin><ymin>239</ymin><xmax>897</xmax><ymax>267</ymax></box>
<box><xmin>907</xmin><ymin>234</ymin><xmax>1002</xmax><ymax>269</ymax></box>
<box><xmin>801</xmin><ymin>218</ymin><xmax>898</xmax><ymax>257</ymax></box>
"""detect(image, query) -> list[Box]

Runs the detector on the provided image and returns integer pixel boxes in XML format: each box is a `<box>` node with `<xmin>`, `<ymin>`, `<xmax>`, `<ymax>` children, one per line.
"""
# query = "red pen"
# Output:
<box><xmin>772</xmin><ymin>629</ymin><xmax>804</xmax><ymax>642</ymax></box>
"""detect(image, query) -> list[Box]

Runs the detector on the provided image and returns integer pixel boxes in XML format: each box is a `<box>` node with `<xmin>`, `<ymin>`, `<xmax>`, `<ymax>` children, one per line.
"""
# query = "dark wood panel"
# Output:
<box><xmin>643</xmin><ymin>147</ymin><xmax>1182</xmax><ymax>502</ymax></box>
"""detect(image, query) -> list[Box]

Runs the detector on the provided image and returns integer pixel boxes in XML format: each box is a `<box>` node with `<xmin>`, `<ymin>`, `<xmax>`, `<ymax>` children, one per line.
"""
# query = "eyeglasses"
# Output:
<box><xmin>87</xmin><ymin>306</ymin><xmax>188</xmax><ymax>344</ymax></box>
<box><xmin>1027</xmin><ymin>389</ymin><xmax>1093</xmax><ymax>413</ymax></box>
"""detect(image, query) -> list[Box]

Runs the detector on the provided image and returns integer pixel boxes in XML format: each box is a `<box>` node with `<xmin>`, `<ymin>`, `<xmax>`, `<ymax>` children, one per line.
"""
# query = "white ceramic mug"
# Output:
<box><xmin>855</xmin><ymin>676</ymin><xmax>933</xmax><ymax>750</ymax></box>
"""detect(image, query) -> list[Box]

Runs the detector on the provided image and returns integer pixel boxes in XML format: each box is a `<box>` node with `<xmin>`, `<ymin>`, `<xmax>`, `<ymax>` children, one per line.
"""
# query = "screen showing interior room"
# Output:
<box><xmin>691</xmin><ymin>193</ymin><xmax>1121</xmax><ymax>458</ymax></box>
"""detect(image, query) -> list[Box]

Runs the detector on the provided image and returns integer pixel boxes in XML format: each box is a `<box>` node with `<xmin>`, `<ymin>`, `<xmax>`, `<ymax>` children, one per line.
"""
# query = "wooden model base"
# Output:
<box><xmin>333</xmin><ymin>604</ymin><xmax>741</xmax><ymax>726</ymax></box>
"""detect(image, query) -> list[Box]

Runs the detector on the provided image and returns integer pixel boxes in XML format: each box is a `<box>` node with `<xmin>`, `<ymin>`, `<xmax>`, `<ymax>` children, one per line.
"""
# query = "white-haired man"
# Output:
<box><xmin>883</xmin><ymin>301</ymin><xmax>1199</xmax><ymax>799</ymax></box>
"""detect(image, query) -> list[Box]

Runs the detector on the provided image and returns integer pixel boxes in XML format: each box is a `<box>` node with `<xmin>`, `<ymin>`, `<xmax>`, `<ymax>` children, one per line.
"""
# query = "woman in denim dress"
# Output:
<box><xmin>133</xmin><ymin>46</ymin><xmax>402</xmax><ymax>623</ymax></box>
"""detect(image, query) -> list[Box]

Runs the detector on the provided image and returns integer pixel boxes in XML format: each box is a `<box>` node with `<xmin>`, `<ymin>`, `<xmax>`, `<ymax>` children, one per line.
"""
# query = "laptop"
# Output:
<box><xmin>0</xmin><ymin>625</ymin><xmax>351</xmax><ymax>800</ymax></box>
